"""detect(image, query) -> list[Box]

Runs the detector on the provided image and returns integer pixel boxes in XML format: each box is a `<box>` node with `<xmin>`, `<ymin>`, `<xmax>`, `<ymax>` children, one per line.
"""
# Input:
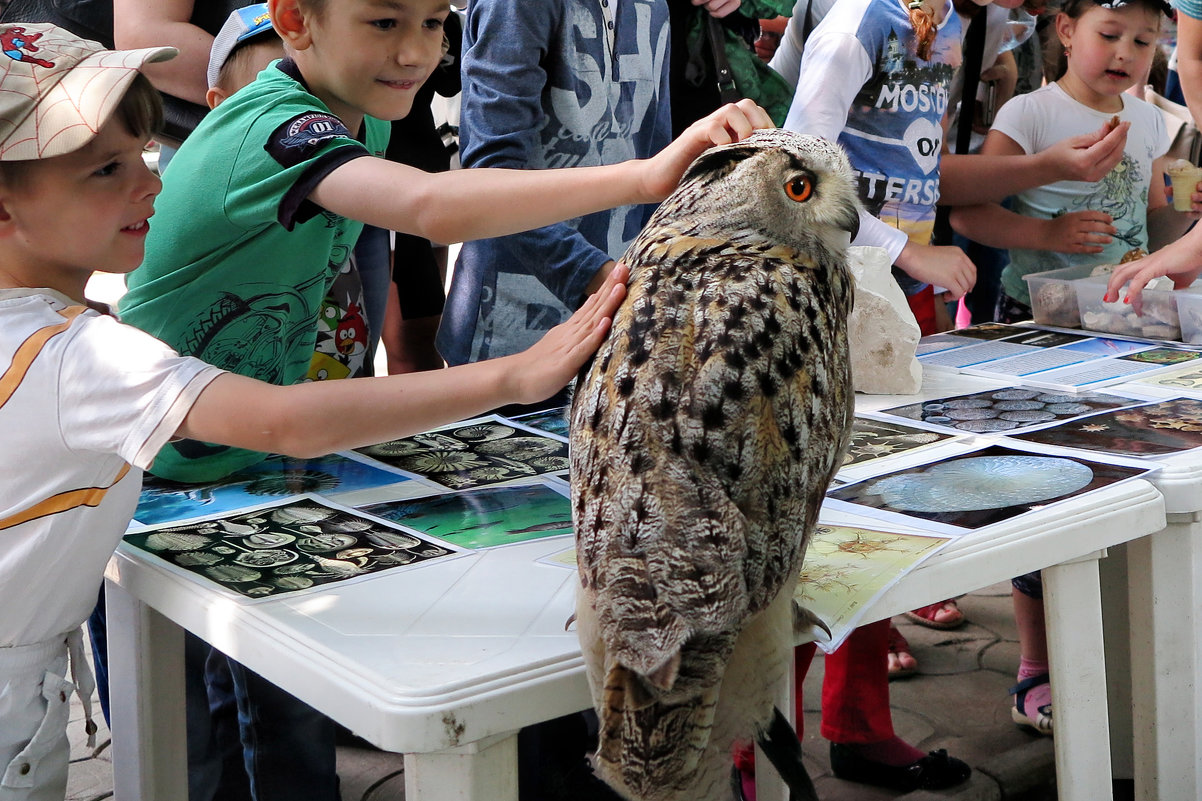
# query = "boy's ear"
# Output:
<box><xmin>205</xmin><ymin>86</ymin><xmax>227</xmax><ymax>111</ymax></box>
<box><xmin>269</xmin><ymin>0</ymin><xmax>313</xmax><ymax>50</ymax></box>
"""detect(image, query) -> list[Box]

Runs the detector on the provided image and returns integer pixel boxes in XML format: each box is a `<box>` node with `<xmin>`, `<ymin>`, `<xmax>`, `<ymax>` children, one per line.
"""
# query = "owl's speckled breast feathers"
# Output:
<box><xmin>569</xmin><ymin>129</ymin><xmax>860</xmax><ymax>801</ymax></box>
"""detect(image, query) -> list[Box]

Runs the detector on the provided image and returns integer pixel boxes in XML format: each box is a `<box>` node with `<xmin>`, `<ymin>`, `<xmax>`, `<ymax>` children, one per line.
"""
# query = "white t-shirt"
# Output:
<box><xmin>992</xmin><ymin>84</ymin><xmax>1169</xmax><ymax>304</ymax></box>
<box><xmin>0</xmin><ymin>288</ymin><xmax>222</xmax><ymax>647</ymax></box>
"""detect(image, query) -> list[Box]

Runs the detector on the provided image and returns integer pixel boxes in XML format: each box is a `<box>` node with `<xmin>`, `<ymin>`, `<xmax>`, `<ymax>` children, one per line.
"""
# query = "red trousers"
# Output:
<box><xmin>905</xmin><ymin>285</ymin><xmax>938</xmax><ymax>337</ymax></box>
<box><xmin>795</xmin><ymin>619</ymin><xmax>894</xmax><ymax>744</ymax></box>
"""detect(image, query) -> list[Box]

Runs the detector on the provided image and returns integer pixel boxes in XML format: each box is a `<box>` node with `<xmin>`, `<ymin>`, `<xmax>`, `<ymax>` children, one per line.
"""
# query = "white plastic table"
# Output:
<box><xmin>1084</xmin><ymin>376</ymin><xmax>1202</xmax><ymax>801</ymax></box>
<box><xmin>105</xmin><ymin>451</ymin><xmax>1165</xmax><ymax>801</ymax></box>
<box><xmin>857</xmin><ymin>368</ymin><xmax>1202</xmax><ymax>801</ymax></box>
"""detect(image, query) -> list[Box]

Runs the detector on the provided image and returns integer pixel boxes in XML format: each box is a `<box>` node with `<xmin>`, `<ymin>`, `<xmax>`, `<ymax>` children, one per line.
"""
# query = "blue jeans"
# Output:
<box><xmin>185</xmin><ymin>636</ymin><xmax>338</xmax><ymax>801</ymax></box>
<box><xmin>353</xmin><ymin>224</ymin><xmax>393</xmax><ymax>369</ymax></box>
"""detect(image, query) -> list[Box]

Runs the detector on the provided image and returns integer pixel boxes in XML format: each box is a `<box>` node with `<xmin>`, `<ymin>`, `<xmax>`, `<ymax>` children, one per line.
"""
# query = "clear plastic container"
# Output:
<box><xmin>1175</xmin><ymin>290</ymin><xmax>1202</xmax><ymax>344</ymax></box>
<box><xmin>1023</xmin><ymin>264</ymin><xmax>1097</xmax><ymax>328</ymax></box>
<box><xmin>1075</xmin><ymin>275</ymin><xmax>1202</xmax><ymax>341</ymax></box>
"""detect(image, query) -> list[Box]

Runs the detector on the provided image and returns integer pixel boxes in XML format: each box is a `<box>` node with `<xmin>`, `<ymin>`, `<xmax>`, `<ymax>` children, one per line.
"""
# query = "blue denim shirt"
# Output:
<box><xmin>437</xmin><ymin>0</ymin><xmax>672</xmax><ymax>365</ymax></box>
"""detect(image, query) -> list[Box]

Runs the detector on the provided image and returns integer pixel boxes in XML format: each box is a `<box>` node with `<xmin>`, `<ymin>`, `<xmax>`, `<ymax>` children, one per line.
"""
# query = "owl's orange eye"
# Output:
<box><xmin>784</xmin><ymin>174</ymin><xmax>814</xmax><ymax>202</ymax></box>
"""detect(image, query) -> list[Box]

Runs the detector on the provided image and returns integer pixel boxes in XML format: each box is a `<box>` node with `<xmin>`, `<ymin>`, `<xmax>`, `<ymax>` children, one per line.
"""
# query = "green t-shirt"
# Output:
<box><xmin>121</xmin><ymin>61</ymin><xmax>388</xmax><ymax>482</ymax></box>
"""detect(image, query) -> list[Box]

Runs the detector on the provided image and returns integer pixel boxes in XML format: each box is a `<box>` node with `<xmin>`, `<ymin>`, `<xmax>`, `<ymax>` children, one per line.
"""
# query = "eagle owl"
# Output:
<box><xmin>570</xmin><ymin>129</ymin><xmax>860</xmax><ymax>801</ymax></box>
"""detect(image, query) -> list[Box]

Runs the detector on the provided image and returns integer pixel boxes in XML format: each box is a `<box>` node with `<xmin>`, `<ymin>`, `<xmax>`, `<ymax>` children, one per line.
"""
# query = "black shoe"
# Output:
<box><xmin>829</xmin><ymin>743</ymin><xmax>972</xmax><ymax>793</ymax></box>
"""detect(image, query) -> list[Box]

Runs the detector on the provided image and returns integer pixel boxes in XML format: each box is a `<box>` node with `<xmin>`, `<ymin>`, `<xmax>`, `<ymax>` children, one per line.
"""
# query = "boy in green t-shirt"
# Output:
<box><xmin>120</xmin><ymin>0</ymin><xmax>770</xmax><ymax>484</ymax></box>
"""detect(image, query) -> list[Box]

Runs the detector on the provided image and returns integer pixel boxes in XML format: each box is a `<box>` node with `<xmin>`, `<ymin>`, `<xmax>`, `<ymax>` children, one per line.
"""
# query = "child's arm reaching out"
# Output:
<box><xmin>310</xmin><ymin>100</ymin><xmax>773</xmax><ymax>247</ymax></box>
<box><xmin>949</xmin><ymin>203</ymin><xmax>1115</xmax><ymax>254</ymax></box>
<box><xmin>175</xmin><ymin>266</ymin><xmax>629</xmax><ymax>458</ymax></box>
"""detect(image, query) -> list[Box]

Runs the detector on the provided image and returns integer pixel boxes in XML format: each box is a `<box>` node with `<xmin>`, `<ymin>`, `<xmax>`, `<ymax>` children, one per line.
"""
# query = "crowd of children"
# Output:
<box><xmin>2</xmin><ymin>0</ymin><xmax>1200</xmax><ymax>799</ymax></box>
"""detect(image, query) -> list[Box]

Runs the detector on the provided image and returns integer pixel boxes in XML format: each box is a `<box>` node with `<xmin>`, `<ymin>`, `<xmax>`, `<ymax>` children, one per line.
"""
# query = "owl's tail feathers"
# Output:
<box><xmin>596</xmin><ymin>661</ymin><xmax>721</xmax><ymax>798</ymax></box>
<box><xmin>754</xmin><ymin>707</ymin><xmax>820</xmax><ymax>801</ymax></box>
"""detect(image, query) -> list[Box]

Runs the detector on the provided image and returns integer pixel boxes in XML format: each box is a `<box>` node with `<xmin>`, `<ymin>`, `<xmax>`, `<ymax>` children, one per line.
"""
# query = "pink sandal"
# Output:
<box><xmin>905</xmin><ymin>599</ymin><xmax>965</xmax><ymax>630</ymax></box>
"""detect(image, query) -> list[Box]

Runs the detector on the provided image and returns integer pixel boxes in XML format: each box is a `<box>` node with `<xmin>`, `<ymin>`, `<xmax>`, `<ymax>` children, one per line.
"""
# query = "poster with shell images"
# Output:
<box><xmin>360</xmin><ymin>479</ymin><xmax>572</xmax><ymax>550</ymax></box>
<box><xmin>794</xmin><ymin>523</ymin><xmax>951</xmax><ymax>653</ymax></box>
<box><xmin>122</xmin><ymin>495</ymin><xmax>465</xmax><ymax>600</ymax></box>
<box><xmin>354</xmin><ymin>415</ymin><xmax>570</xmax><ymax>490</ymax></box>
<box><xmin>872</xmin><ymin>386</ymin><xmax>1144</xmax><ymax>435</ymax></box>
<box><xmin>1009</xmin><ymin>397</ymin><xmax>1202</xmax><ymax>458</ymax></box>
<box><xmin>824</xmin><ymin>444</ymin><xmax>1152</xmax><ymax>535</ymax></box>
<box><xmin>133</xmin><ymin>452</ymin><xmax>429</xmax><ymax>527</ymax></box>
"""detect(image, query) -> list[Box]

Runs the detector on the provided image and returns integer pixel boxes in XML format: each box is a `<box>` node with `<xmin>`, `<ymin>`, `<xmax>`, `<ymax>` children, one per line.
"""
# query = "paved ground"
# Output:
<box><xmin>64</xmin><ymin>580</ymin><xmax>1063</xmax><ymax>801</ymax></box>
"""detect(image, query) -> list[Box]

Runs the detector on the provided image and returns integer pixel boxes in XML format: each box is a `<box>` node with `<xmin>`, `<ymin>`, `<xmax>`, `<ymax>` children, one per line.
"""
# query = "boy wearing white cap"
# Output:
<box><xmin>205</xmin><ymin>3</ymin><xmax>281</xmax><ymax>108</ymax></box>
<box><xmin>0</xmin><ymin>22</ymin><xmax>639</xmax><ymax>801</ymax></box>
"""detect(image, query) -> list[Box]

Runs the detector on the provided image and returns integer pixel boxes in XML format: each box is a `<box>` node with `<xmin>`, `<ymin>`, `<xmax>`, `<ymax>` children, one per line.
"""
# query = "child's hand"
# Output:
<box><xmin>894</xmin><ymin>242</ymin><xmax>976</xmax><ymax>299</ymax></box>
<box><xmin>507</xmin><ymin>264</ymin><xmax>630</xmax><ymax>405</ymax></box>
<box><xmin>694</xmin><ymin>0</ymin><xmax>742</xmax><ymax>17</ymax></box>
<box><xmin>1167</xmin><ymin>178</ymin><xmax>1202</xmax><ymax>218</ymax></box>
<box><xmin>643</xmin><ymin>99</ymin><xmax>774</xmax><ymax>202</ymax></box>
<box><xmin>1038</xmin><ymin>210</ymin><xmax>1114</xmax><ymax>253</ymax></box>
<box><xmin>1104</xmin><ymin>245</ymin><xmax>1202</xmax><ymax>311</ymax></box>
<box><xmin>1046</xmin><ymin>120</ymin><xmax>1129</xmax><ymax>183</ymax></box>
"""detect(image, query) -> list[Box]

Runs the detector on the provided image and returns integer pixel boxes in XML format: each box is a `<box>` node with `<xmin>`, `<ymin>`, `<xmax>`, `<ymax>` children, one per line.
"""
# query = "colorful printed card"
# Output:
<box><xmin>825</xmin><ymin>444</ymin><xmax>1152</xmax><ymax>535</ymax></box>
<box><xmin>506</xmin><ymin>406</ymin><xmax>570</xmax><ymax>440</ymax></box>
<box><xmin>133</xmin><ymin>452</ymin><xmax>423</xmax><ymax>526</ymax></box>
<box><xmin>795</xmin><ymin>523</ymin><xmax>950</xmax><ymax>652</ymax></box>
<box><xmin>354</xmin><ymin>415</ymin><xmax>570</xmax><ymax>490</ymax></box>
<box><xmin>123</xmin><ymin>495</ymin><xmax>465</xmax><ymax>600</ymax></box>
<box><xmin>840</xmin><ymin>418</ymin><xmax>956</xmax><ymax>469</ymax></box>
<box><xmin>870</xmin><ymin>386</ymin><xmax>1143</xmax><ymax>435</ymax></box>
<box><xmin>361</xmin><ymin>480</ymin><xmax>572</xmax><ymax>550</ymax></box>
<box><xmin>1010</xmin><ymin>397</ymin><xmax>1202</xmax><ymax>458</ymax></box>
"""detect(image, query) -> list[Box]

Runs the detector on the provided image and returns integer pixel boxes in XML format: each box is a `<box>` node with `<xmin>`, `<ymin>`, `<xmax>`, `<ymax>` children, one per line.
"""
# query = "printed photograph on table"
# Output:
<box><xmin>361</xmin><ymin>480</ymin><xmax>572</xmax><ymax>550</ymax></box>
<box><xmin>875</xmin><ymin>387</ymin><xmax>1142</xmax><ymax>434</ymax></box>
<box><xmin>841</xmin><ymin>418</ymin><xmax>955</xmax><ymax>467</ymax></box>
<box><xmin>1010</xmin><ymin>398</ymin><xmax>1202</xmax><ymax>457</ymax></box>
<box><xmin>134</xmin><ymin>452</ymin><xmax>423</xmax><ymax>526</ymax></box>
<box><xmin>123</xmin><ymin>495</ymin><xmax>463</xmax><ymax>600</ymax></box>
<box><xmin>355</xmin><ymin>414</ymin><xmax>570</xmax><ymax>489</ymax></box>
<box><xmin>506</xmin><ymin>406</ymin><xmax>570</xmax><ymax>440</ymax></box>
<box><xmin>1122</xmin><ymin>347</ymin><xmax>1202</xmax><ymax>365</ymax></box>
<box><xmin>948</xmin><ymin>323</ymin><xmax>1031</xmax><ymax>341</ymax></box>
<box><xmin>795</xmin><ymin>524</ymin><xmax>951</xmax><ymax>652</ymax></box>
<box><xmin>826</xmin><ymin>444</ymin><xmax>1151</xmax><ymax>533</ymax></box>
<box><xmin>1139</xmin><ymin>364</ymin><xmax>1202</xmax><ymax>393</ymax></box>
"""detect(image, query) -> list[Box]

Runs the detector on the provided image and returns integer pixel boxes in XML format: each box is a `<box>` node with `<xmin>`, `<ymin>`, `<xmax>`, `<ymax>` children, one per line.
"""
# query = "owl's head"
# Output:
<box><xmin>674</xmin><ymin>128</ymin><xmax>861</xmax><ymax>256</ymax></box>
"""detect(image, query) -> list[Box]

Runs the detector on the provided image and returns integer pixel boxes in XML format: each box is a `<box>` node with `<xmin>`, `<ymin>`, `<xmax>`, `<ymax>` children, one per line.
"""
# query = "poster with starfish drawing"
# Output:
<box><xmin>873</xmin><ymin>386</ymin><xmax>1142</xmax><ymax>434</ymax></box>
<box><xmin>841</xmin><ymin>418</ymin><xmax>955</xmax><ymax>469</ymax></box>
<box><xmin>794</xmin><ymin>524</ymin><xmax>951</xmax><ymax>652</ymax></box>
<box><xmin>123</xmin><ymin>495</ymin><xmax>465</xmax><ymax>600</ymax></box>
<box><xmin>825</xmin><ymin>444</ymin><xmax>1152</xmax><ymax>534</ymax></box>
<box><xmin>360</xmin><ymin>480</ymin><xmax>572</xmax><ymax>550</ymax></box>
<box><xmin>1010</xmin><ymin>398</ymin><xmax>1202</xmax><ymax>457</ymax></box>
<box><xmin>354</xmin><ymin>415</ymin><xmax>570</xmax><ymax>490</ymax></box>
<box><xmin>134</xmin><ymin>452</ymin><xmax>429</xmax><ymax>526</ymax></box>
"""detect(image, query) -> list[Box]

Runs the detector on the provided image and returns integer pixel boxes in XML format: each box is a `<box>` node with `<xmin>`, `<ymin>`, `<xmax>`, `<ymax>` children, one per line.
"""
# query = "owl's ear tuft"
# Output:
<box><xmin>681</xmin><ymin>143</ymin><xmax>761</xmax><ymax>186</ymax></box>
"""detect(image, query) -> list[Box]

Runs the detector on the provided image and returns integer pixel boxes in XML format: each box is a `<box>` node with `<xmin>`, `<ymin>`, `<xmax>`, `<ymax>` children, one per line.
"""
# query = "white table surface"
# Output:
<box><xmin>856</xmin><ymin>365</ymin><xmax>1202</xmax><ymax>801</ymax></box>
<box><xmin>106</xmin><ymin>442</ymin><xmax>1167</xmax><ymax>801</ymax></box>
